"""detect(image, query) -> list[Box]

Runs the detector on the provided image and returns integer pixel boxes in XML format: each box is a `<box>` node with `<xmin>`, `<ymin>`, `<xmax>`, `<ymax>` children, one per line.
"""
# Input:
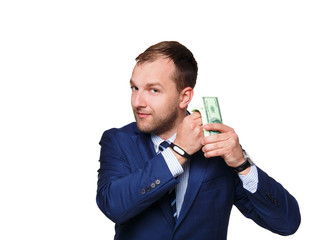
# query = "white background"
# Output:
<box><xmin>1</xmin><ymin>1</ymin><xmax>330</xmax><ymax>239</ymax></box>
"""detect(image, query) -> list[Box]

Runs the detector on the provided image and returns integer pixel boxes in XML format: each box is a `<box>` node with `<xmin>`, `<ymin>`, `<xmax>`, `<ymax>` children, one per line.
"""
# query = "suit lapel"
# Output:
<box><xmin>175</xmin><ymin>151</ymin><xmax>208</xmax><ymax>230</ymax></box>
<box><xmin>159</xmin><ymin>191</ymin><xmax>176</xmax><ymax>228</ymax></box>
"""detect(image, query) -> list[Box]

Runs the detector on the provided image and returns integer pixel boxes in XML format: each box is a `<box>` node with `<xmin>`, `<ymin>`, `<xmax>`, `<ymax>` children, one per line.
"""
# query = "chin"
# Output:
<box><xmin>136</xmin><ymin>121</ymin><xmax>153</xmax><ymax>134</ymax></box>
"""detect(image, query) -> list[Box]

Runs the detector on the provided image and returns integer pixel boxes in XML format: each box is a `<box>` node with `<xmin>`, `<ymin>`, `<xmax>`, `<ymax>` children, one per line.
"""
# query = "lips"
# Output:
<box><xmin>137</xmin><ymin>112</ymin><xmax>151</xmax><ymax>119</ymax></box>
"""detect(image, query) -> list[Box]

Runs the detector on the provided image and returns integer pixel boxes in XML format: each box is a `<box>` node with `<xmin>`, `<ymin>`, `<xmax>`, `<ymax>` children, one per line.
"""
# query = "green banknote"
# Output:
<box><xmin>192</xmin><ymin>96</ymin><xmax>223</xmax><ymax>136</ymax></box>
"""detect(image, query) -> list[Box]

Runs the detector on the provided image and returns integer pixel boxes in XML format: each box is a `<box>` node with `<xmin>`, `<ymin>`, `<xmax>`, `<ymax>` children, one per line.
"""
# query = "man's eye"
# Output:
<box><xmin>131</xmin><ymin>86</ymin><xmax>138</xmax><ymax>91</ymax></box>
<box><xmin>151</xmin><ymin>89</ymin><xmax>159</xmax><ymax>93</ymax></box>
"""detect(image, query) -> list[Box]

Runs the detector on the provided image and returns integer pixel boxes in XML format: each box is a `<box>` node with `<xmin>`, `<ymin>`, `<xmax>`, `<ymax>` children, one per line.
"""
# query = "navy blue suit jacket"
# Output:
<box><xmin>96</xmin><ymin>122</ymin><xmax>300</xmax><ymax>240</ymax></box>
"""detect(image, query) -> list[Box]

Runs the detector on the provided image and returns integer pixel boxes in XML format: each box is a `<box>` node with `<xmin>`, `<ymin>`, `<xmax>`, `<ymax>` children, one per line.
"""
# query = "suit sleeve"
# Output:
<box><xmin>234</xmin><ymin>166</ymin><xmax>301</xmax><ymax>236</ymax></box>
<box><xmin>96</xmin><ymin>129</ymin><xmax>178</xmax><ymax>224</ymax></box>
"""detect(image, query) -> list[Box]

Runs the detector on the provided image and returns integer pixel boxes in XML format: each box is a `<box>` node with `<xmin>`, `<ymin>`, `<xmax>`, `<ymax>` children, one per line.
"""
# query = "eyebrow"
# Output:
<box><xmin>146</xmin><ymin>82</ymin><xmax>163</xmax><ymax>88</ymax></box>
<box><xmin>130</xmin><ymin>79</ymin><xmax>163</xmax><ymax>88</ymax></box>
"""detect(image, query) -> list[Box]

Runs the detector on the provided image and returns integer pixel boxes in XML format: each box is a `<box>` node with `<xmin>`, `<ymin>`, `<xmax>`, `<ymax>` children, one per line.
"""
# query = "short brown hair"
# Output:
<box><xmin>135</xmin><ymin>41</ymin><xmax>198</xmax><ymax>92</ymax></box>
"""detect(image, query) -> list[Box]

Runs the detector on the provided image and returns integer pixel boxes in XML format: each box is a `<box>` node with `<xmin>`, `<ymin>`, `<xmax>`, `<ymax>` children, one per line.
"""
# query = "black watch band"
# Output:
<box><xmin>169</xmin><ymin>143</ymin><xmax>191</xmax><ymax>159</ymax></box>
<box><xmin>231</xmin><ymin>157</ymin><xmax>252</xmax><ymax>173</ymax></box>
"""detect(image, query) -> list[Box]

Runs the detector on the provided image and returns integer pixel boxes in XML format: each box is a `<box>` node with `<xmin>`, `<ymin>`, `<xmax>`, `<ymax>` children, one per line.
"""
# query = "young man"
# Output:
<box><xmin>96</xmin><ymin>41</ymin><xmax>301</xmax><ymax>240</ymax></box>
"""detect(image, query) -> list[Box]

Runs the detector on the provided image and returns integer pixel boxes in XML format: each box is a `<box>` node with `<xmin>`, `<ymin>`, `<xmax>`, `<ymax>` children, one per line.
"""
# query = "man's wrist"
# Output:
<box><xmin>169</xmin><ymin>145</ymin><xmax>189</xmax><ymax>166</ymax></box>
<box><xmin>231</xmin><ymin>148</ymin><xmax>254</xmax><ymax>174</ymax></box>
<box><xmin>169</xmin><ymin>142</ymin><xmax>191</xmax><ymax>165</ymax></box>
<box><xmin>238</xmin><ymin>166</ymin><xmax>251</xmax><ymax>176</ymax></box>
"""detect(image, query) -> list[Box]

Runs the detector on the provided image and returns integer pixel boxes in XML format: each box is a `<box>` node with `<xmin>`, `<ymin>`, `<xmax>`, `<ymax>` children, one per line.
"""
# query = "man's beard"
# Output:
<box><xmin>133</xmin><ymin>104</ymin><xmax>179</xmax><ymax>136</ymax></box>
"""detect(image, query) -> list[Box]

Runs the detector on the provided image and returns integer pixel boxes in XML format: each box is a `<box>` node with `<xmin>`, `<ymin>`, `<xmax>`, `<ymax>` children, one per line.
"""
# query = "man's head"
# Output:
<box><xmin>135</xmin><ymin>41</ymin><xmax>198</xmax><ymax>93</ymax></box>
<box><xmin>130</xmin><ymin>41</ymin><xmax>198</xmax><ymax>139</ymax></box>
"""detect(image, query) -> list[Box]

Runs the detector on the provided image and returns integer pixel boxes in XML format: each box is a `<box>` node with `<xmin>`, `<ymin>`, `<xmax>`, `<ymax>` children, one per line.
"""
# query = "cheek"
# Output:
<box><xmin>148</xmin><ymin>96</ymin><xmax>165</xmax><ymax>109</ymax></box>
<box><xmin>167</xmin><ymin>94</ymin><xmax>180</xmax><ymax>107</ymax></box>
<box><xmin>148</xmin><ymin>92</ymin><xmax>179</xmax><ymax>112</ymax></box>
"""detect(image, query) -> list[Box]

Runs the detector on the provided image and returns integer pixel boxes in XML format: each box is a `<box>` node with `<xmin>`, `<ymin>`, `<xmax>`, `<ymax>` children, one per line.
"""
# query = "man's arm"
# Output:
<box><xmin>234</xmin><ymin>166</ymin><xmax>301</xmax><ymax>235</ymax></box>
<box><xmin>96</xmin><ymin>129</ymin><xmax>178</xmax><ymax>224</ymax></box>
<box><xmin>202</xmin><ymin>123</ymin><xmax>301</xmax><ymax>235</ymax></box>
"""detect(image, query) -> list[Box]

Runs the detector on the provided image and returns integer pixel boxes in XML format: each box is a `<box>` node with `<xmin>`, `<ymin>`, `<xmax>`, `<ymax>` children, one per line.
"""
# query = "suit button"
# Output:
<box><xmin>151</xmin><ymin>183</ymin><xmax>156</xmax><ymax>188</ymax></box>
<box><xmin>141</xmin><ymin>188</ymin><xmax>146</xmax><ymax>195</ymax></box>
<box><xmin>155</xmin><ymin>179</ymin><xmax>161</xmax><ymax>185</ymax></box>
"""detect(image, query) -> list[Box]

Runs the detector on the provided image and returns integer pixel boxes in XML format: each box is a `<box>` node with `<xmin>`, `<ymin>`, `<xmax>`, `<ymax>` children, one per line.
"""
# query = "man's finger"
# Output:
<box><xmin>202</xmin><ymin>132</ymin><xmax>232</xmax><ymax>145</ymax></box>
<box><xmin>204</xmin><ymin>123</ymin><xmax>234</xmax><ymax>133</ymax></box>
<box><xmin>202</xmin><ymin>141</ymin><xmax>228</xmax><ymax>152</ymax></box>
<box><xmin>190</xmin><ymin>111</ymin><xmax>202</xmax><ymax>120</ymax></box>
<box><xmin>203</xmin><ymin>148</ymin><xmax>226</xmax><ymax>158</ymax></box>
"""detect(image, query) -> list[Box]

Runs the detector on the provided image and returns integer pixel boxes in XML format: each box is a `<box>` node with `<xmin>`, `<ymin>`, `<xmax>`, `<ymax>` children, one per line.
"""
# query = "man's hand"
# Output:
<box><xmin>173</xmin><ymin>112</ymin><xmax>204</xmax><ymax>165</ymax></box>
<box><xmin>201</xmin><ymin>123</ymin><xmax>246</xmax><ymax>169</ymax></box>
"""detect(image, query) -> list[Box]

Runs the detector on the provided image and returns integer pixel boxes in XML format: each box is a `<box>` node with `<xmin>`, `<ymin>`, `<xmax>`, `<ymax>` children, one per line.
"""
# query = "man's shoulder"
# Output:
<box><xmin>102</xmin><ymin>122</ymin><xmax>140</xmax><ymax>138</ymax></box>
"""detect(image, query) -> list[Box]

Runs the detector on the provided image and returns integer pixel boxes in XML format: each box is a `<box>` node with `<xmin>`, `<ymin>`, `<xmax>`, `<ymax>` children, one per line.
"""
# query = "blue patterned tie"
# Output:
<box><xmin>158</xmin><ymin>141</ymin><xmax>177</xmax><ymax>219</ymax></box>
<box><xmin>169</xmin><ymin>187</ymin><xmax>177</xmax><ymax>219</ymax></box>
<box><xmin>158</xmin><ymin>141</ymin><xmax>170</xmax><ymax>152</ymax></box>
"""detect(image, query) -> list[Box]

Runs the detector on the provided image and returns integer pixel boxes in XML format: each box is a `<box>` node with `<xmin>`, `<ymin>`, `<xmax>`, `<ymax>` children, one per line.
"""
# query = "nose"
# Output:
<box><xmin>131</xmin><ymin>90</ymin><xmax>147</xmax><ymax>109</ymax></box>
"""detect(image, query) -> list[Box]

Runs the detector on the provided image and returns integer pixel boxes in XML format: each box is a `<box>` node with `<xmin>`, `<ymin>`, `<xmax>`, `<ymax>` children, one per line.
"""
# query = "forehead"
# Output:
<box><xmin>131</xmin><ymin>58</ymin><xmax>176</xmax><ymax>85</ymax></box>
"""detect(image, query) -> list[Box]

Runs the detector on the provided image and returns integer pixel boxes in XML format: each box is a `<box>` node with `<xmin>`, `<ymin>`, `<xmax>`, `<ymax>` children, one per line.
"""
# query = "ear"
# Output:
<box><xmin>179</xmin><ymin>87</ymin><xmax>194</xmax><ymax>109</ymax></box>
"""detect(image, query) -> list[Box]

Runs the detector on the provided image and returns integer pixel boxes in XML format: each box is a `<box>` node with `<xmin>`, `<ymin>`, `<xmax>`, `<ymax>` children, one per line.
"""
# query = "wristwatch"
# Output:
<box><xmin>231</xmin><ymin>149</ymin><xmax>254</xmax><ymax>173</ymax></box>
<box><xmin>169</xmin><ymin>143</ymin><xmax>191</xmax><ymax>160</ymax></box>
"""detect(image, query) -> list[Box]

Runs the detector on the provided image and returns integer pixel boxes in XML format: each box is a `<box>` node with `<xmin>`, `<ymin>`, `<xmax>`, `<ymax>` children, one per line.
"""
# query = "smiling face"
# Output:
<box><xmin>130</xmin><ymin>57</ymin><xmax>182</xmax><ymax>139</ymax></box>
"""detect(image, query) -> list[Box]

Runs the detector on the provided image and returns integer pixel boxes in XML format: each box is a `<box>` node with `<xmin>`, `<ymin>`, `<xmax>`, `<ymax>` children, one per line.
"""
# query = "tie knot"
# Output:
<box><xmin>159</xmin><ymin>141</ymin><xmax>170</xmax><ymax>152</ymax></box>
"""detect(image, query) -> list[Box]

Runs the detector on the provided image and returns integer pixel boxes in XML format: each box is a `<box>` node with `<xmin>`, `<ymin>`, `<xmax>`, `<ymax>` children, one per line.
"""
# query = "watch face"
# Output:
<box><xmin>242</xmin><ymin>149</ymin><xmax>253</xmax><ymax>166</ymax></box>
<box><xmin>173</xmin><ymin>145</ymin><xmax>185</xmax><ymax>156</ymax></box>
<box><xmin>170</xmin><ymin>143</ymin><xmax>191</xmax><ymax>159</ymax></box>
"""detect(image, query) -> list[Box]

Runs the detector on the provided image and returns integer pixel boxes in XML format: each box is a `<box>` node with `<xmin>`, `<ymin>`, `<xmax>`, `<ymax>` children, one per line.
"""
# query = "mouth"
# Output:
<box><xmin>137</xmin><ymin>112</ymin><xmax>151</xmax><ymax>119</ymax></box>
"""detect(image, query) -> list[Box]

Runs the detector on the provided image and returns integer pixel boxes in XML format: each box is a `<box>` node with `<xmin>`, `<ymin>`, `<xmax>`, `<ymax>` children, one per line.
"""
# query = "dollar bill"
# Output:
<box><xmin>191</xmin><ymin>96</ymin><xmax>223</xmax><ymax>136</ymax></box>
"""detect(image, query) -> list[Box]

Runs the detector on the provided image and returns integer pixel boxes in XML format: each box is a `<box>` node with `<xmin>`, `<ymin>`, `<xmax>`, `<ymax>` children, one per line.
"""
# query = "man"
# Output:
<box><xmin>96</xmin><ymin>41</ymin><xmax>301</xmax><ymax>240</ymax></box>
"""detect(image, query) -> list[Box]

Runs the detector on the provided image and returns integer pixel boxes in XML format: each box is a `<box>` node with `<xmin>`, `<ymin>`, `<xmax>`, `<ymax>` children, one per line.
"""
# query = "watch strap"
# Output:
<box><xmin>169</xmin><ymin>143</ymin><xmax>191</xmax><ymax>159</ymax></box>
<box><xmin>231</xmin><ymin>157</ymin><xmax>252</xmax><ymax>173</ymax></box>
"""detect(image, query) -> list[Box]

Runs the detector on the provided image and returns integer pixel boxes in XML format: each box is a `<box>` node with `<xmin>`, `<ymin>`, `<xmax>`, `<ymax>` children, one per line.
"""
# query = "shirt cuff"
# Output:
<box><xmin>162</xmin><ymin>148</ymin><xmax>184</xmax><ymax>178</ymax></box>
<box><xmin>238</xmin><ymin>165</ymin><xmax>259</xmax><ymax>193</ymax></box>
